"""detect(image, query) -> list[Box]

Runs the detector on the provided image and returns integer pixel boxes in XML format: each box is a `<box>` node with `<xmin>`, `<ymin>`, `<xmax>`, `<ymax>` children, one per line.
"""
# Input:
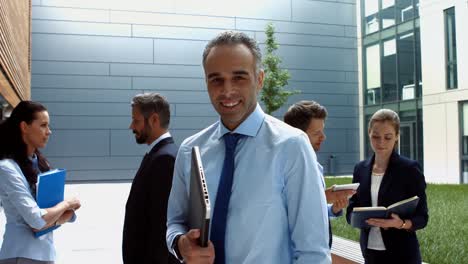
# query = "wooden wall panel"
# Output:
<box><xmin>0</xmin><ymin>0</ymin><xmax>31</xmax><ymax>106</ymax></box>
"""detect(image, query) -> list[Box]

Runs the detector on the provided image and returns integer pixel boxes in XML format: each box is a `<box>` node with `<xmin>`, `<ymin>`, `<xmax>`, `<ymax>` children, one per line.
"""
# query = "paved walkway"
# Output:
<box><xmin>0</xmin><ymin>183</ymin><xmax>131</xmax><ymax>264</ymax></box>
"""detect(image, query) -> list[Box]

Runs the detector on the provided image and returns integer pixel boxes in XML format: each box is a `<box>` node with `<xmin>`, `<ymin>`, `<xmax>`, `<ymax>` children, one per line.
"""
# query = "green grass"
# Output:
<box><xmin>325</xmin><ymin>177</ymin><xmax>468</xmax><ymax>264</ymax></box>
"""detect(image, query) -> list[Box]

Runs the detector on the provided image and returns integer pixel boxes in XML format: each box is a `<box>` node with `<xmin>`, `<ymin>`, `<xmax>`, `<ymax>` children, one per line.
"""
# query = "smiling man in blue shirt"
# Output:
<box><xmin>166</xmin><ymin>31</ymin><xmax>331</xmax><ymax>264</ymax></box>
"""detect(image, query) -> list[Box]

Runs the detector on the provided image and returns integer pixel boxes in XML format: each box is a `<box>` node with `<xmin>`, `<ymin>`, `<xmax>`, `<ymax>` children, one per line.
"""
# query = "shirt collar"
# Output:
<box><xmin>147</xmin><ymin>131</ymin><xmax>171</xmax><ymax>153</ymax></box>
<box><xmin>29</xmin><ymin>153</ymin><xmax>39</xmax><ymax>171</ymax></box>
<box><xmin>216</xmin><ymin>103</ymin><xmax>265</xmax><ymax>139</ymax></box>
<box><xmin>28</xmin><ymin>153</ymin><xmax>37</xmax><ymax>161</ymax></box>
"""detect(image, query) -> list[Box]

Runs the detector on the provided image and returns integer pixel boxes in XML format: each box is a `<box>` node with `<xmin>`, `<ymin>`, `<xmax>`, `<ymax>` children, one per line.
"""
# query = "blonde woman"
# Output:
<box><xmin>346</xmin><ymin>109</ymin><xmax>428</xmax><ymax>264</ymax></box>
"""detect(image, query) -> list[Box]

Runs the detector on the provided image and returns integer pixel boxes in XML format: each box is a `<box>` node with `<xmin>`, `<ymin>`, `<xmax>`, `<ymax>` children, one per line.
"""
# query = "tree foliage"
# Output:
<box><xmin>260</xmin><ymin>23</ymin><xmax>299</xmax><ymax>115</ymax></box>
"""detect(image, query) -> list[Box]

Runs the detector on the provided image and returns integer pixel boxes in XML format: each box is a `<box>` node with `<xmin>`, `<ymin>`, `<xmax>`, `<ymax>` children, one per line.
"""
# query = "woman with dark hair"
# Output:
<box><xmin>0</xmin><ymin>101</ymin><xmax>80</xmax><ymax>264</ymax></box>
<box><xmin>346</xmin><ymin>109</ymin><xmax>428</xmax><ymax>264</ymax></box>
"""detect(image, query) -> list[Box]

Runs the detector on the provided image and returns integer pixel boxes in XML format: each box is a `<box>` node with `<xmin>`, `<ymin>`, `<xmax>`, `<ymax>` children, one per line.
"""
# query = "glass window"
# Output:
<box><xmin>415</xmin><ymin>28</ymin><xmax>422</xmax><ymax>97</ymax></box>
<box><xmin>364</xmin><ymin>114</ymin><xmax>373</xmax><ymax>158</ymax></box>
<box><xmin>463</xmin><ymin>104</ymin><xmax>468</xmax><ymax>155</ymax></box>
<box><xmin>414</xmin><ymin>0</ymin><xmax>419</xmax><ymax>18</ymax></box>
<box><xmin>445</xmin><ymin>7</ymin><xmax>458</xmax><ymax>89</ymax></box>
<box><xmin>396</xmin><ymin>0</ymin><xmax>414</xmax><ymax>23</ymax></box>
<box><xmin>381</xmin><ymin>0</ymin><xmax>396</xmax><ymax>29</ymax></box>
<box><xmin>382</xmin><ymin>39</ymin><xmax>397</xmax><ymax>102</ymax></box>
<box><xmin>416</xmin><ymin>107</ymin><xmax>423</xmax><ymax>167</ymax></box>
<box><xmin>364</xmin><ymin>0</ymin><xmax>379</xmax><ymax>34</ymax></box>
<box><xmin>397</xmin><ymin>32</ymin><xmax>415</xmax><ymax>100</ymax></box>
<box><xmin>399</xmin><ymin>110</ymin><xmax>416</xmax><ymax>159</ymax></box>
<box><xmin>461</xmin><ymin>103</ymin><xmax>468</xmax><ymax>183</ymax></box>
<box><xmin>462</xmin><ymin>161</ymin><xmax>468</xmax><ymax>184</ymax></box>
<box><xmin>365</xmin><ymin>44</ymin><xmax>381</xmax><ymax>105</ymax></box>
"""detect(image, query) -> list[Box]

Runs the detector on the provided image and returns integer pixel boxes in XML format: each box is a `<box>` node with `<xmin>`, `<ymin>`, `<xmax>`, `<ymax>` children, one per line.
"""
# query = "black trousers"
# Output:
<box><xmin>364</xmin><ymin>249</ymin><xmax>421</xmax><ymax>264</ymax></box>
<box><xmin>364</xmin><ymin>249</ymin><xmax>393</xmax><ymax>264</ymax></box>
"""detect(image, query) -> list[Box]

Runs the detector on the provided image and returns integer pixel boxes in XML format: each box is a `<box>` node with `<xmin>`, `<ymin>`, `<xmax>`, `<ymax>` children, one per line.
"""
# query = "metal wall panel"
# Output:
<box><xmin>31</xmin><ymin>0</ymin><xmax>359</xmax><ymax>180</ymax></box>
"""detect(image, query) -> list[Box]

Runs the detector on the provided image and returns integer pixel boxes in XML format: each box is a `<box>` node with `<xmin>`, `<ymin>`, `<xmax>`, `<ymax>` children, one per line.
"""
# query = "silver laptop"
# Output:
<box><xmin>189</xmin><ymin>146</ymin><xmax>211</xmax><ymax>247</ymax></box>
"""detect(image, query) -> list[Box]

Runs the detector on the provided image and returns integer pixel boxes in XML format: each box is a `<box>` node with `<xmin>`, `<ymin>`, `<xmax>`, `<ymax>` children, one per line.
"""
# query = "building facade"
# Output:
<box><xmin>357</xmin><ymin>0</ymin><xmax>467</xmax><ymax>183</ymax></box>
<box><xmin>28</xmin><ymin>0</ymin><xmax>359</xmax><ymax>181</ymax></box>
<box><xmin>420</xmin><ymin>0</ymin><xmax>467</xmax><ymax>184</ymax></box>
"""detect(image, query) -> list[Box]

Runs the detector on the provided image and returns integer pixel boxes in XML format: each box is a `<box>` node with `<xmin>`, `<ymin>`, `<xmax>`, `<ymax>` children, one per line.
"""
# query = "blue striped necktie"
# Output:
<box><xmin>210</xmin><ymin>133</ymin><xmax>244</xmax><ymax>264</ymax></box>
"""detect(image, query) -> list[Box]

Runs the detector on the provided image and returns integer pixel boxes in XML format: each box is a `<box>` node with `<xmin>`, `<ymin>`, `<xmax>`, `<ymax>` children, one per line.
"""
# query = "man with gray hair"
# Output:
<box><xmin>166</xmin><ymin>31</ymin><xmax>330</xmax><ymax>263</ymax></box>
<box><xmin>123</xmin><ymin>92</ymin><xmax>179</xmax><ymax>264</ymax></box>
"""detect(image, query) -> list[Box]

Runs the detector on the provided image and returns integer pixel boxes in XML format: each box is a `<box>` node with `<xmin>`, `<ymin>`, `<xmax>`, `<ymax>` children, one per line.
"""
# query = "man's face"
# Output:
<box><xmin>305</xmin><ymin>118</ymin><xmax>326</xmax><ymax>151</ymax></box>
<box><xmin>129</xmin><ymin>106</ymin><xmax>151</xmax><ymax>144</ymax></box>
<box><xmin>204</xmin><ymin>44</ymin><xmax>264</xmax><ymax>131</ymax></box>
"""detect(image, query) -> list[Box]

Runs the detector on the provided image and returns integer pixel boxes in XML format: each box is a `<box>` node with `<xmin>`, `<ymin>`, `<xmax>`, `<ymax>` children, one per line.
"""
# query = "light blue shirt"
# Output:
<box><xmin>0</xmin><ymin>159</ymin><xmax>54</xmax><ymax>261</ymax></box>
<box><xmin>167</xmin><ymin>105</ymin><xmax>331</xmax><ymax>264</ymax></box>
<box><xmin>317</xmin><ymin>163</ymin><xmax>343</xmax><ymax>218</ymax></box>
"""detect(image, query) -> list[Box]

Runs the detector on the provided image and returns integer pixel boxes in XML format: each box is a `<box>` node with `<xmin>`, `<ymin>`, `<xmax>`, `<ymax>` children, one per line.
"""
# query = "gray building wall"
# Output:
<box><xmin>31</xmin><ymin>0</ymin><xmax>359</xmax><ymax>181</ymax></box>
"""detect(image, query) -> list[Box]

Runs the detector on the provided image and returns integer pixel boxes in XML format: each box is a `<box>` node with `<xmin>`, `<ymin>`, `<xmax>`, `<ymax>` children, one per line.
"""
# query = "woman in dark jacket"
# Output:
<box><xmin>346</xmin><ymin>109</ymin><xmax>428</xmax><ymax>264</ymax></box>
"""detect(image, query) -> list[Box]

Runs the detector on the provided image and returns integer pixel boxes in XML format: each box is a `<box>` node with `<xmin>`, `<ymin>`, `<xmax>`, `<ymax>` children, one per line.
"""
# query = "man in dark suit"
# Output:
<box><xmin>123</xmin><ymin>92</ymin><xmax>179</xmax><ymax>264</ymax></box>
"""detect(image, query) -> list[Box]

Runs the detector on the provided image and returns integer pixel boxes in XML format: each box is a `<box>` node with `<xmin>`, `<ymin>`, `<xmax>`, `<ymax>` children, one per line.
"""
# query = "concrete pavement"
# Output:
<box><xmin>1</xmin><ymin>182</ymin><xmax>132</xmax><ymax>264</ymax></box>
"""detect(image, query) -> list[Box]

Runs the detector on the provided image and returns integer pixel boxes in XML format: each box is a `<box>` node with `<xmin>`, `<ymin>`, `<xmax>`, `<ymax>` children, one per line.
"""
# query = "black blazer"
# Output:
<box><xmin>346</xmin><ymin>151</ymin><xmax>428</xmax><ymax>263</ymax></box>
<box><xmin>122</xmin><ymin>137</ymin><xmax>179</xmax><ymax>264</ymax></box>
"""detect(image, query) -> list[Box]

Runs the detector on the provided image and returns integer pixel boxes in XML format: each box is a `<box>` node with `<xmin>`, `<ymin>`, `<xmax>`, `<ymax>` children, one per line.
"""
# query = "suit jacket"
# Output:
<box><xmin>346</xmin><ymin>151</ymin><xmax>428</xmax><ymax>263</ymax></box>
<box><xmin>123</xmin><ymin>137</ymin><xmax>179</xmax><ymax>264</ymax></box>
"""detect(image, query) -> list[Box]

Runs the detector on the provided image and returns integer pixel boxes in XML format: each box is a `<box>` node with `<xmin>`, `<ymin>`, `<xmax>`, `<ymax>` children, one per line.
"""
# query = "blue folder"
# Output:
<box><xmin>34</xmin><ymin>169</ymin><xmax>66</xmax><ymax>237</ymax></box>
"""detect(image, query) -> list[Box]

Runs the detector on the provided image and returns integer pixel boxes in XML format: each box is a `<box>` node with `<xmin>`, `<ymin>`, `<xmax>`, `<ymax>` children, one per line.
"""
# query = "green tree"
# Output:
<box><xmin>260</xmin><ymin>23</ymin><xmax>299</xmax><ymax>115</ymax></box>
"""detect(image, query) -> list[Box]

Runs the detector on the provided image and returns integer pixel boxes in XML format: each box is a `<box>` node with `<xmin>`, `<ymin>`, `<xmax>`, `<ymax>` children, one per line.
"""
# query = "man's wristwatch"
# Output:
<box><xmin>172</xmin><ymin>234</ymin><xmax>184</xmax><ymax>262</ymax></box>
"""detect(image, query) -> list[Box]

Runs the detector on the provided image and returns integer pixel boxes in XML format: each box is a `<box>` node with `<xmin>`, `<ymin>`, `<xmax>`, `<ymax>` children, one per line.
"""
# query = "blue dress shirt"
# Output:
<box><xmin>0</xmin><ymin>159</ymin><xmax>54</xmax><ymax>261</ymax></box>
<box><xmin>167</xmin><ymin>104</ymin><xmax>331</xmax><ymax>264</ymax></box>
<box><xmin>317</xmin><ymin>163</ymin><xmax>343</xmax><ymax>218</ymax></box>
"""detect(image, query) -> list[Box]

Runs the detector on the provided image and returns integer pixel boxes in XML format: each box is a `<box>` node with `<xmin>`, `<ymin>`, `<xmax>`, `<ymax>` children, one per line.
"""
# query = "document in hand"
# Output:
<box><xmin>188</xmin><ymin>146</ymin><xmax>211</xmax><ymax>247</ymax></box>
<box><xmin>34</xmin><ymin>169</ymin><xmax>66</xmax><ymax>237</ymax></box>
<box><xmin>332</xmin><ymin>183</ymin><xmax>360</xmax><ymax>192</ymax></box>
<box><xmin>351</xmin><ymin>196</ymin><xmax>419</xmax><ymax>228</ymax></box>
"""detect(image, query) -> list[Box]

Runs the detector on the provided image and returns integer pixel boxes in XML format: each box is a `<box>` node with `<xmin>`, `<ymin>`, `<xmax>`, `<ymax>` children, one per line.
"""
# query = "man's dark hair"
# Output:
<box><xmin>131</xmin><ymin>93</ymin><xmax>170</xmax><ymax>129</ymax></box>
<box><xmin>202</xmin><ymin>31</ymin><xmax>263</xmax><ymax>74</ymax></box>
<box><xmin>283</xmin><ymin>100</ymin><xmax>328</xmax><ymax>132</ymax></box>
<box><xmin>0</xmin><ymin>101</ymin><xmax>51</xmax><ymax>194</ymax></box>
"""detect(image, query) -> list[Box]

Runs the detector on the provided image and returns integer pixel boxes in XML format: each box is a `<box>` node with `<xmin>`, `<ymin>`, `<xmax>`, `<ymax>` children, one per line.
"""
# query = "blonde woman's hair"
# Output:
<box><xmin>368</xmin><ymin>109</ymin><xmax>400</xmax><ymax>135</ymax></box>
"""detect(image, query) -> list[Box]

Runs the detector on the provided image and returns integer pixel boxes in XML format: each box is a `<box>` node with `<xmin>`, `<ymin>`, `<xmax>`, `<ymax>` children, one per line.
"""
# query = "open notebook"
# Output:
<box><xmin>351</xmin><ymin>196</ymin><xmax>419</xmax><ymax>228</ymax></box>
